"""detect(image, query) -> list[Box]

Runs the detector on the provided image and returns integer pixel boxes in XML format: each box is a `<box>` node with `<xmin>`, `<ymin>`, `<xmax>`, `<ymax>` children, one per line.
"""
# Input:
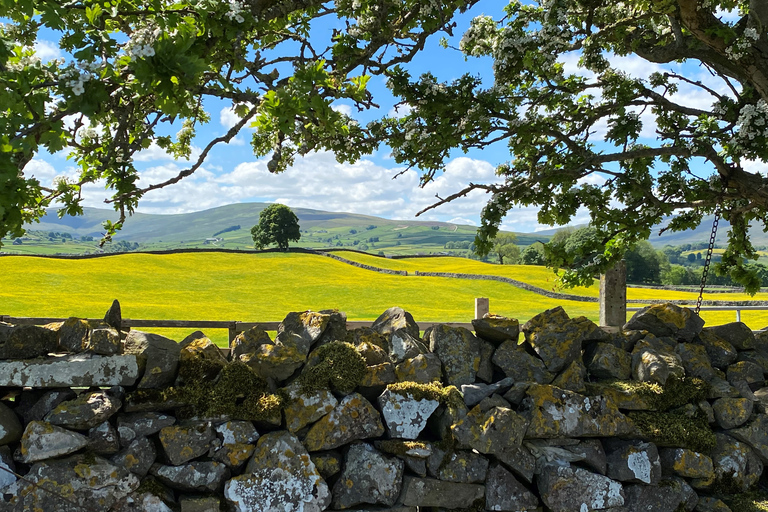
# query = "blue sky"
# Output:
<box><xmin>26</xmin><ymin>1</ymin><xmax>756</xmax><ymax>233</ymax></box>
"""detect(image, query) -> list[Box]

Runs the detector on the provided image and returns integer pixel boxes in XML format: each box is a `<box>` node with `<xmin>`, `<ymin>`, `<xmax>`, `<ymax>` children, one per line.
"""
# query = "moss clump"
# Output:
<box><xmin>629</xmin><ymin>411</ymin><xmax>716</xmax><ymax>453</ymax></box>
<box><xmin>177</xmin><ymin>353</ymin><xmax>226</xmax><ymax>383</ymax></box>
<box><xmin>726</xmin><ymin>491</ymin><xmax>768</xmax><ymax>512</ymax></box>
<box><xmin>591</xmin><ymin>376</ymin><xmax>708</xmax><ymax>412</ymax></box>
<box><xmin>135</xmin><ymin>476</ymin><xmax>170</xmax><ymax>501</ymax></box>
<box><xmin>299</xmin><ymin>341</ymin><xmax>366</xmax><ymax>393</ymax></box>
<box><xmin>386</xmin><ymin>381</ymin><xmax>464</xmax><ymax>409</ymax></box>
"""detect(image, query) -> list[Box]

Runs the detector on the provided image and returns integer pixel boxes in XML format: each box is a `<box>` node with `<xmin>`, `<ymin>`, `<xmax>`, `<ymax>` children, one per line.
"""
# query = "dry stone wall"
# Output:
<box><xmin>0</xmin><ymin>301</ymin><xmax>767</xmax><ymax>511</ymax></box>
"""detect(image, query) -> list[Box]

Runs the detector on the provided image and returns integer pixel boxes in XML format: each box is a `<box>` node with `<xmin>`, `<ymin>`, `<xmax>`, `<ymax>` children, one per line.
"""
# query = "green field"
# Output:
<box><xmin>2</xmin><ymin>251</ymin><xmax>767</xmax><ymax>346</ymax></box>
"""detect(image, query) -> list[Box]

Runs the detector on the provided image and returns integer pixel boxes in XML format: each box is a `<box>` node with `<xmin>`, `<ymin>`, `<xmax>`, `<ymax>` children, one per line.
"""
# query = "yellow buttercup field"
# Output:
<box><xmin>2</xmin><ymin>251</ymin><xmax>766</xmax><ymax>345</ymax></box>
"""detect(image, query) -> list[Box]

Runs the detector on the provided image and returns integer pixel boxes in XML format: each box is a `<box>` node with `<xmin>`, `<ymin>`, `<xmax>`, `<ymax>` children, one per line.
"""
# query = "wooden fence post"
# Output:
<box><xmin>475</xmin><ymin>297</ymin><xmax>489</xmax><ymax>319</ymax></box>
<box><xmin>599</xmin><ymin>260</ymin><xmax>627</xmax><ymax>329</ymax></box>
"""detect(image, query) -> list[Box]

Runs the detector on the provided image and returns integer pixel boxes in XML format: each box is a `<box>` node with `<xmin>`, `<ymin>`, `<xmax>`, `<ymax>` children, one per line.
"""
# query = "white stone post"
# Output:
<box><xmin>599</xmin><ymin>261</ymin><xmax>627</xmax><ymax>329</ymax></box>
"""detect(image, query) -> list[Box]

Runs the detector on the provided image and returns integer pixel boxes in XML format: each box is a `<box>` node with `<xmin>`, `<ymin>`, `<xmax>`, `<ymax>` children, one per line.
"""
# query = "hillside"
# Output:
<box><xmin>7</xmin><ymin>204</ymin><xmax>547</xmax><ymax>256</ymax></box>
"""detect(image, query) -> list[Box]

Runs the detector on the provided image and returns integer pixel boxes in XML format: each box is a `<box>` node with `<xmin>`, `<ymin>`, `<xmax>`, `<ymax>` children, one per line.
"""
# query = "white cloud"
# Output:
<box><xmin>388</xmin><ymin>103</ymin><xmax>413</xmax><ymax>118</ymax></box>
<box><xmin>34</xmin><ymin>40</ymin><xmax>62</xmax><ymax>62</ymax></box>
<box><xmin>220</xmin><ymin>107</ymin><xmax>241</xmax><ymax>129</ymax></box>
<box><xmin>23</xmin><ymin>159</ymin><xmax>58</xmax><ymax>181</ymax></box>
<box><xmin>448</xmin><ymin>217</ymin><xmax>477</xmax><ymax>226</ymax></box>
<box><xmin>332</xmin><ymin>103</ymin><xmax>354</xmax><ymax>117</ymax></box>
<box><xmin>134</xmin><ymin>143</ymin><xmax>202</xmax><ymax>162</ymax></box>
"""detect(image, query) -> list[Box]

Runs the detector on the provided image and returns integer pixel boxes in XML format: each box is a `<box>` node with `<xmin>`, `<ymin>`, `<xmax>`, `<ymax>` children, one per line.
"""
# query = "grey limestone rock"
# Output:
<box><xmin>707</xmin><ymin>322</ymin><xmax>756</xmax><ymax>350</ymax></box>
<box><xmin>523</xmin><ymin>309</ymin><xmax>594</xmax><ymax>373</ymax></box>
<box><xmin>158</xmin><ymin>423</ymin><xmax>216</xmax><ymax>465</ymax></box>
<box><xmin>371</xmin><ymin>307</ymin><xmax>420</xmax><ymax>340</ymax></box>
<box><xmin>332</xmin><ymin>443</ymin><xmax>404</xmax><ymax>509</ymax></box>
<box><xmin>58</xmin><ymin>317</ymin><xmax>90</xmax><ymax>353</ymax></box>
<box><xmin>111</xmin><ymin>436</ymin><xmax>156</xmax><ymax>477</ymax></box>
<box><xmin>460</xmin><ymin>377</ymin><xmax>515</xmax><ymax>407</ymax></box>
<box><xmin>712</xmin><ymin>397</ymin><xmax>753</xmax><ymax>429</ymax></box>
<box><xmin>659</xmin><ymin>448</ymin><xmax>714</xmax><ymax>480</ymax></box>
<box><xmin>492</xmin><ymin>339</ymin><xmax>554</xmax><ymax>384</ymax></box>
<box><xmin>604</xmin><ymin>440</ymin><xmax>662</xmax><ymax>485</ymax></box>
<box><xmin>710</xmin><ymin>433</ymin><xmax>763</xmax><ymax>491</ymax></box>
<box><xmin>433</xmin><ymin>450</ymin><xmax>488</xmax><ymax>483</ymax></box>
<box><xmin>378</xmin><ymin>388</ymin><xmax>439</xmax><ymax>439</ymax></box>
<box><xmin>484</xmin><ymin>462</ymin><xmax>540</xmax><ymax>512</ymax></box>
<box><xmin>283</xmin><ymin>381</ymin><xmax>338</xmax><ymax>433</ymax></box>
<box><xmin>303</xmin><ymin>393</ymin><xmax>384</xmax><ymax>451</ymax></box>
<box><xmin>697</xmin><ymin>330</ymin><xmax>738</xmax><ymax>369</ymax></box>
<box><xmin>728</xmin><ymin>413</ymin><xmax>768</xmax><ymax>462</ymax></box>
<box><xmin>624</xmin><ymin>303</ymin><xmax>704</xmax><ymax>342</ymax></box>
<box><xmin>537</xmin><ymin>461</ymin><xmax>625</xmax><ymax>512</ymax></box>
<box><xmin>112</xmin><ymin>492</ymin><xmax>174</xmax><ymax>512</ymax></box>
<box><xmin>87</xmin><ymin>326</ymin><xmax>121</xmax><ymax>355</ymax></box>
<box><xmin>676</xmin><ymin>343</ymin><xmax>717</xmax><ymax>381</ymax></box>
<box><xmin>388</xmin><ymin>328</ymin><xmax>427</xmax><ymax>364</ymax></box>
<box><xmin>0</xmin><ymin>324</ymin><xmax>58</xmax><ymax>359</ymax></box>
<box><xmin>45</xmin><ymin>390</ymin><xmax>122</xmax><ymax>430</ymax></box>
<box><xmin>727</xmin><ymin>360</ymin><xmax>764</xmax><ymax>387</ymax></box>
<box><xmin>117</xmin><ymin>411</ymin><xmax>176</xmax><ymax>447</ymax></box>
<box><xmin>426</xmin><ymin>324</ymin><xmax>480</xmax><ymax>386</ymax></box>
<box><xmin>123</xmin><ymin>330</ymin><xmax>180</xmax><ymax>388</ymax></box>
<box><xmin>472</xmin><ymin>314</ymin><xmax>520</xmax><ymax>345</ymax></box>
<box><xmin>0</xmin><ymin>454</ymin><xmax>139</xmax><ymax>512</ymax></box>
<box><xmin>276</xmin><ymin>310</ymin><xmax>332</xmax><ymax>356</ymax></box>
<box><xmin>104</xmin><ymin>299</ymin><xmax>122</xmax><ymax>332</ymax></box>
<box><xmin>18</xmin><ymin>420</ymin><xmax>89</xmax><ymax>463</ymax></box>
<box><xmin>398</xmin><ymin>476</ymin><xmax>484</xmax><ymax>509</ymax></box>
<box><xmin>394</xmin><ymin>353</ymin><xmax>442</xmax><ymax>383</ymax></box>
<box><xmin>585</xmin><ymin>342</ymin><xmax>632</xmax><ymax>380</ymax></box>
<box><xmin>623</xmin><ymin>479</ymin><xmax>697</xmax><ymax>512</ymax></box>
<box><xmin>0</xmin><ymin>401</ymin><xmax>22</xmax><ymax>445</ymax></box>
<box><xmin>225</xmin><ymin>431</ymin><xmax>331</xmax><ymax>512</ymax></box>
<box><xmin>151</xmin><ymin>460</ymin><xmax>230</xmax><ymax>492</ymax></box>
<box><xmin>88</xmin><ymin>420</ymin><xmax>120</xmax><ymax>455</ymax></box>
<box><xmin>451</xmin><ymin>405</ymin><xmax>528</xmax><ymax>455</ymax></box>
<box><xmin>0</xmin><ymin>353</ymin><xmax>140</xmax><ymax>387</ymax></box>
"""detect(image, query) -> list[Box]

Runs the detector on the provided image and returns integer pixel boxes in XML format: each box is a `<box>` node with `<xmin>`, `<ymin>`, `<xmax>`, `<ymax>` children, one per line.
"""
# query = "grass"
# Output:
<box><xmin>3</xmin><ymin>251</ymin><xmax>768</xmax><ymax>346</ymax></box>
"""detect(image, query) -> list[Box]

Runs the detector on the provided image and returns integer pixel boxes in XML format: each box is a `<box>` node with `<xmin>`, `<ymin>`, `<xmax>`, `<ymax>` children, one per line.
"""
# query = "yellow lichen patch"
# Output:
<box><xmin>650</xmin><ymin>303</ymin><xmax>689</xmax><ymax>329</ymax></box>
<box><xmin>386</xmin><ymin>381</ymin><xmax>463</xmax><ymax>409</ymax></box>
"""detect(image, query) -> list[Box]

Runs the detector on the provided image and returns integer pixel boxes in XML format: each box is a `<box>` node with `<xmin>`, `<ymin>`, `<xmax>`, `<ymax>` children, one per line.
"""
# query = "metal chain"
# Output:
<box><xmin>696</xmin><ymin>207</ymin><xmax>721</xmax><ymax>315</ymax></box>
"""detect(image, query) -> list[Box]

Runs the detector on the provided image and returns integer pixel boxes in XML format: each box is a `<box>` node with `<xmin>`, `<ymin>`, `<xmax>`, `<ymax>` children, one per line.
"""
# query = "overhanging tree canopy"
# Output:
<box><xmin>373</xmin><ymin>0</ymin><xmax>768</xmax><ymax>293</ymax></box>
<box><xmin>1</xmin><ymin>0</ymin><xmax>476</xmax><ymax>243</ymax></box>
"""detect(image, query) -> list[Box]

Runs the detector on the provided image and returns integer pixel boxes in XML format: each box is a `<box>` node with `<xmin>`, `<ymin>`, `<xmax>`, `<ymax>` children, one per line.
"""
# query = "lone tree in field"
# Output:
<box><xmin>251</xmin><ymin>204</ymin><xmax>300</xmax><ymax>251</ymax></box>
<box><xmin>493</xmin><ymin>233</ymin><xmax>520</xmax><ymax>265</ymax></box>
<box><xmin>373</xmin><ymin>0</ymin><xmax>768</xmax><ymax>293</ymax></box>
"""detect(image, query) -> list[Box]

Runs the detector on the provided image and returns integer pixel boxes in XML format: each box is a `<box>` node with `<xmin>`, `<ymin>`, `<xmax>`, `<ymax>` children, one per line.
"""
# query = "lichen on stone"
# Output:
<box><xmin>298</xmin><ymin>341</ymin><xmax>366</xmax><ymax>393</ymax></box>
<box><xmin>628</xmin><ymin>411</ymin><xmax>716</xmax><ymax>453</ymax></box>
<box><xmin>724</xmin><ymin>490</ymin><xmax>768</xmax><ymax>512</ymax></box>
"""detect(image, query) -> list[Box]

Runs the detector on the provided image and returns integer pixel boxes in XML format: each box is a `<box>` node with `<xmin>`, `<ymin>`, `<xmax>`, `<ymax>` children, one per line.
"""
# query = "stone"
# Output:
<box><xmin>537</xmin><ymin>462</ymin><xmax>625</xmax><ymax>512</ymax></box>
<box><xmin>426</xmin><ymin>324</ymin><xmax>480</xmax><ymax>386</ymax></box>
<box><xmin>623</xmin><ymin>480</ymin><xmax>695</xmax><ymax>512</ymax></box>
<box><xmin>88</xmin><ymin>326</ymin><xmax>121</xmax><ymax>355</ymax></box>
<box><xmin>552</xmin><ymin>359</ymin><xmax>588</xmax><ymax>393</ymax></box>
<box><xmin>225</xmin><ymin>431</ymin><xmax>331</xmax><ymax>512</ymax></box>
<box><xmin>88</xmin><ymin>420</ymin><xmax>120</xmax><ymax>455</ymax></box>
<box><xmin>389</xmin><ymin>328</ymin><xmax>428</xmax><ymax>364</ymax></box>
<box><xmin>117</xmin><ymin>412</ymin><xmax>176</xmax><ymax>447</ymax></box>
<box><xmin>332</xmin><ymin>443</ymin><xmax>404</xmax><ymax>508</ymax></box>
<box><xmin>0</xmin><ymin>454</ymin><xmax>139</xmax><ymax>512</ymax></box>
<box><xmin>737</xmin><ymin>349</ymin><xmax>768</xmax><ymax>374</ymax></box>
<box><xmin>283</xmin><ymin>382</ymin><xmax>338</xmax><ymax>433</ymax></box>
<box><xmin>604</xmin><ymin>440</ymin><xmax>661</xmax><ymax>485</ymax></box>
<box><xmin>707</xmin><ymin>376</ymin><xmax>740</xmax><ymax>399</ymax></box>
<box><xmin>104</xmin><ymin>299</ymin><xmax>122</xmax><ymax>331</ymax></box>
<box><xmin>0</xmin><ymin>446</ymin><xmax>16</xmax><ymax>489</ymax></box>
<box><xmin>523</xmin><ymin>309</ymin><xmax>594</xmax><ymax>373</ymax></box>
<box><xmin>712</xmin><ymin>397</ymin><xmax>753</xmax><ymax>429</ymax></box>
<box><xmin>215</xmin><ymin>420</ymin><xmax>259</xmax><ymax>445</ymax></box>
<box><xmin>0</xmin><ymin>401</ymin><xmax>22</xmax><ymax>445</ymax></box>
<box><xmin>460</xmin><ymin>377</ymin><xmax>515</xmax><ymax>407</ymax></box>
<box><xmin>659</xmin><ymin>448</ymin><xmax>714</xmax><ymax>480</ymax></box>
<box><xmin>151</xmin><ymin>460</ymin><xmax>231</xmax><ymax>493</ymax></box>
<box><xmin>112</xmin><ymin>492</ymin><xmax>174</xmax><ymax>512</ymax></box>
<box><xmin>58</xmin><ymin>317</ymin><xmax>91</xmax><ymax>353</ymax></box>
<box><xmin>0</xmin><ymin>353</ymin><xmax>140</xmax><ymax>387</ymax></box>
<box><xmin>472</xmin><ymin>314</ymin><xmax>520</xmax><ymax>345</ymax></box>
<box><xmin>624</xmin><ymin>303</ymin><xmax>704</xmax><ymax>342</ymax></box>
<box><xmin>676</xmin><ymin>343</ymin><xmax>717</xmax><ymax>381</ymax></box>
<box><xmin>398</xmin><ymin>476</ymin><xmax>484</xmax><ymax>509</ymax></box>
<box><xmin>210</xmin><ymin>442</ymin><xmax>256</xmax><ymax>470</ymax></box>
<box><xmin>303</xmin><ymin>393</ymin><xmax>384</xmax><ymax>451</ymax></box>
<box><xmin>45</xmin><ymin>390</ymin><xmax>122</xmax><ymax>430</ymax></box>
<box><xmin>315</xmin><ymin>309</ymin><xmax>348</xmax><ymax>346</ymax></box>
<box><xmin>19</xmin><ymin>388</ymin><xmax>76</xmax><ymax>424</ymax></box>
<box><xmin>123</xmin><ymin>331</ymin><xmax>180</xmax><ymax>388</ymax></box>
<box><xmin>17</xmin><ymin>420</ymin><xmax>89</xmax><ymax>463</ymax></box>
<box><xmin>585</xmin><ymin>342</ymin><xmax>632</xmax><ymax>380</ymax></box>
<box><xmin>378</xmin><ymin>388</ymin><xmax>439</xmax><ymax>439</ymax></box>
<box><xmin>240</xmin><ymin>342</ymin><xmax>306</xmax><ymax>381</ymax></box>
<box><xmin>276</xmin><ymin>310</ymin><xmax>331</xmax><ymax>355</ymax></box>
<box><xmin>111</xmin><ymin>436</ymin><xmax>157</xmax><ymax>477</ymax></box>
<box><xmin>371</xmin><ymin>307</ymin><xmax>420</xmax><ymax>340</ymax></box>
<box><xmin>587</xmin><ymin>382</ymin><xmax>653</xmax><ymax>411</ymax></box>
<box><xmin>311</xmin><ymin>451</ymin><xmax>342</xmax><ymax>480</ymax></box>
<box><xmin>361</xmin><ymin>362</ymin><xmax>397</xmax><ymax>387</ymax></box>
<box><xmin>485</xmin><ymin>462</ymin><xmax>540</xmax><ymax>512</ymax></box>
<box><xmin>521</xmin><ymin>385</ymin><xmax>635</xmax><ymax>439</ymax></box>
<box><xmin>710</xmin><ymin>433</ymin><xmax>763</xmax><ymax>491</ymax></box>
<box><xmin>706</xmin><ymin>322</ymin><xmax>756</xmax><ymax>350</ymax></box>
<box><xmin>0</xmin><ymin>324</ymin><xmax>58</xmax><ymax>359</ymax></box>
<box><xmin>492</xmin><ymin>339</ymin><xmax>554</xmax><ymax>384</ymax></box>
<box><xmin>356</xmin><ymin>341</ymin><xmax>389</xmax><ymax>365</ymax></box>
<box><xmin>728</xmin><ymin>413</ymin><xmax>768</xmax><ymax>462</ymax></box>
<box><xmin>727</xmin><ymin>360</ymin><xmax>764</xmax><ymax>387</ymax></box>
<box><xmin>476</xmin><ymin>338</ymin><xmax>495</xmax><ymax>383</ymax></box>
<box><xmin>502</xmin><ymin>382</ymin><xmax>530</xmax><ymax>406</ymax></box>
<box><xmin>395</xmin><ymin>353</ymin><xmax>442</xmax><ymax>383</ymax></box>
<box><xmin>158</xmin><ymin>423</ymin><xmax>216</xmax><ymax>465</ymax></box>
<box><xmin>433</xmin><ymin>450</ymin><xmax>488</xmax><ymax>483</ymax></box>
<box><xmin>230</xmin><ymin>326</ymin><xmax>272</xmax><ymax>360</ymax></box>
<box><xmin>451</xmin><ymin>405</ymin><xmax>528</xmax><ymax>455</ymax></box>
<box><xmin>632</xmin><ymin>345</ymin><xmax>671</xmax><ymax>385</ymax></box>
<box><xmin>697</xmin><ymin>330</ymin><xmax>738</xmax><ymax>369</ymax></box>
